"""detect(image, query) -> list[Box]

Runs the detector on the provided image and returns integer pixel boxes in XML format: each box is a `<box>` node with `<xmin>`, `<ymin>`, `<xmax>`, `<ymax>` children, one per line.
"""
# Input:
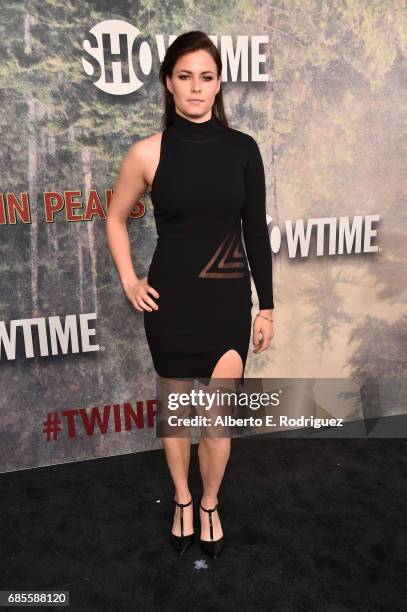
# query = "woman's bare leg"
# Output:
<box><xmin>159</xmin><ymin>376</ymin><xmax>194</xmax><ymax>536</ymax></box>
<box><xmin>198</xmin><ymin>350</ymin><xmax>243</xmax><ymax>540</ymax></box>
<box><xmin>162</xmin><ymin>436</ymin><xmax>194</xmax><ymax>536</ymax></box>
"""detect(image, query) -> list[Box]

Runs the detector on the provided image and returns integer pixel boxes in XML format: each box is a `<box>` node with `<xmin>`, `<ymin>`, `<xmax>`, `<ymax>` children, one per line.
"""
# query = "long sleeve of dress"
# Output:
<box><xmin>241</xmin><ymin>136</ymin><xmax>274</xmax><ymax>310</ymax></box>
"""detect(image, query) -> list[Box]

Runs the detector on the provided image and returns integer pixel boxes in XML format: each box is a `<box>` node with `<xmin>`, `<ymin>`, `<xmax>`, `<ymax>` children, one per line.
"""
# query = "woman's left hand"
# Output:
<box><xmin>253</xmin><ymin>310</ymin><xmax>274</xmax><ymax>354</ymax></box>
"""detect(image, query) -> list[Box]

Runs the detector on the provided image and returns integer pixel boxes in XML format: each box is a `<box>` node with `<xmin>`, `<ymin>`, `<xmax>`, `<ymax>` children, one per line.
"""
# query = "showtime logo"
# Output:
<box><xmin>266</xmin><ymin>214</ymin><xmax>380</xmax><ymax>256</ymax></box>
<box><xmin>0</xmin><ymin>313</ymin><xmax>99</xmax><ymax>361</ymax></box>
<box><xmin>81</xmin><ymin>20</ymin><xmax>269</xmax><ymax>95</ymax></box>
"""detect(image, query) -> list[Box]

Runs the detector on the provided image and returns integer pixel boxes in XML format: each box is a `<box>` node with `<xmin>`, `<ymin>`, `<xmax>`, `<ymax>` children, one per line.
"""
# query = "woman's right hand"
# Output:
<box><xmin>123</xmin><ymin>277</ymin><xmax>159</xmax><ymax>312</ymax></box>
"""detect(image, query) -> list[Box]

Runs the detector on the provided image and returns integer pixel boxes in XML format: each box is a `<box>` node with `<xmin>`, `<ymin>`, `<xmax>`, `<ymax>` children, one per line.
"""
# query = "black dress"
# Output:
<box><xmin>144</xmin><ymin>110</ymin><xmax>274</xmax><ymax>387</ymax></box>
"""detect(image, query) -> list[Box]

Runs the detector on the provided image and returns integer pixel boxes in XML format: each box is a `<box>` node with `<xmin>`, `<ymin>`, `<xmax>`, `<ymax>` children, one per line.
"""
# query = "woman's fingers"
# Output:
<box><xmin>139</xmin><ymin>283</ymin><xmax>159</xmax><ymax>311</ymax></box>
<box><xmin>143</xmin><ymin>293</ymin><xmax>159</xmax><ymax>310</ymax></box>
<box><xmin>137</xmin><ymin>296</ymin><xmax>155</xmax><ymax>312</ymax></box>
<box><xmin>253</xmin><ymin>322</ymin><xmax>274</xmax><ymax>353</ymax></box>
<box><xmin>127</xmin><ymin>279</ymin><xmax>160</xmax><ymax>312</ymax></box>
<box><xmin>132</xmin><ymin>300</ymin><xmax>144</xmax><ymax>312</ymax></box>
<box><xmin>146</xmin><ymin>285</ymin><xmax>160</xmax><ymax>299</ymax></box>
<box><xmin>253</xmin><ymin>327</ymin><xmax>260</xmax><ymax>347</ymax></box>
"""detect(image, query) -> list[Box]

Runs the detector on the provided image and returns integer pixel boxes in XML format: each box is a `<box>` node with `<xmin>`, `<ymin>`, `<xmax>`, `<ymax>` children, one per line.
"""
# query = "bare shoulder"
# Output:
<box><xmin>123</xmin><ymin>131</ymin><xmax>163</xmax><ymax>191</ymax></box>
<box><xmin>127</xmin><ymin>131</ymin><xmax>162</xmax><ymax>163</ymax></box>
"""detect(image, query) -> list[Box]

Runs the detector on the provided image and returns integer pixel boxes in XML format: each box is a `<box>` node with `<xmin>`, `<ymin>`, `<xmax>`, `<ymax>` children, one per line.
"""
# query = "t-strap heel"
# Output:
<box><xmin>170</xmin><ymin>496</ymin><xmax>194</xmax><ymax>555</ymax></box>
<box><xmin>199</xmin><ymin>499</ymin><xmax>224</xmax><ymax>558</ymax></box>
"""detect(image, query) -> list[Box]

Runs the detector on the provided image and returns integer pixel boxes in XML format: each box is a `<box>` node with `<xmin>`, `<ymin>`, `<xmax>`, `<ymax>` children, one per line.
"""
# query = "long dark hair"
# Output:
<box><xmin>158</xmin><ymin>31</ymin><xmax>229</xmax><ymax>130</ymax></box>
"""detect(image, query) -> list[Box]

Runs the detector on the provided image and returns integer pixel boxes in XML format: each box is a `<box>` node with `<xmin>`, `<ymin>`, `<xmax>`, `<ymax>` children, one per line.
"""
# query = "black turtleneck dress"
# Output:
<box><xmin>144</xmin><ymin>110</ymin><xmax>274</xmax><ymax>386</ymax></box>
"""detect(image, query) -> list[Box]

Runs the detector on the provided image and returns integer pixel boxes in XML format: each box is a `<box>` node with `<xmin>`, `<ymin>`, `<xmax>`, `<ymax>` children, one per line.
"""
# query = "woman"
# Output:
<box><xmin>106</xmin><ymin>31</ymin><xmax>274</xmax><ymax>559</ymax></box>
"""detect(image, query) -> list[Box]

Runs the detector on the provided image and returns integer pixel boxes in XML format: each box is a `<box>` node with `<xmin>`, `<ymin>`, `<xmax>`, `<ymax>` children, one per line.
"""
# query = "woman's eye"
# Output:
<box><xmin>178</xmin><ymin>75</ymin><xmax>214</xmax><ymax>81</ymax></box>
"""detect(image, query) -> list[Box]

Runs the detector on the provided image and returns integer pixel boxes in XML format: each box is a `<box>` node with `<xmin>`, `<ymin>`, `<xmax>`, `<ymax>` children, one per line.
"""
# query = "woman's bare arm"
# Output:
<box><xmin>106</xmin><ymin>141</ymin><xmax>159</xmax><ymax>312</ymax></box>
<box><xmin>106</xmin><ymin>142</ymin><xmax>146</xmax><ymax>287</ymax></box>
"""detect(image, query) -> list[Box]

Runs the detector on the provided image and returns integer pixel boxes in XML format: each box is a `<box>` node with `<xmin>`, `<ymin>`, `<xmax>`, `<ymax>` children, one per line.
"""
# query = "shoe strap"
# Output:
<box><xmin>200</xmin><ymin>502</ymin><xmax>218</xmax><ymax>541</ymax></box>
<box><xmin>174</xmin><ymin>497</ymin><xmax>192</xmax><ymax>508</ymax></box>
<box><xmin>200</xmin><ymin>503</ymin><xmax>218</xmax><ymax>513</ymax></box>
<box><xmin>175</xmin><ymin>497</ymin><xmax>192</xmax><ymax>538</ymax></box>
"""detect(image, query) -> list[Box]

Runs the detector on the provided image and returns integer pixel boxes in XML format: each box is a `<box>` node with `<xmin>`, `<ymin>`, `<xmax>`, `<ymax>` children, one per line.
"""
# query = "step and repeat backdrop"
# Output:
<box><xmin>1</xmin><ymin>1</ymin><xmax>406</xmax><ymax>472</ymax></box>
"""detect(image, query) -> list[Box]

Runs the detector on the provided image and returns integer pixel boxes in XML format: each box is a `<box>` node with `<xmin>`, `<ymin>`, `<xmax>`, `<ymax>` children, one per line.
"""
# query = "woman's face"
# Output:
<box><xmin>166</xmin><ymin>49</ymin><xmax>221</xmax><ymax>120</ymax></box>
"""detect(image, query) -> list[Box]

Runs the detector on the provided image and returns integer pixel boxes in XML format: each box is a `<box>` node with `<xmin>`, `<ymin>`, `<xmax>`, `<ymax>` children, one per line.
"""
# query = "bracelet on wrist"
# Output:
<box><xmin>256</xmin><ymin>312</ymin><xmax>274</xmax><ymax>323</ymax></box>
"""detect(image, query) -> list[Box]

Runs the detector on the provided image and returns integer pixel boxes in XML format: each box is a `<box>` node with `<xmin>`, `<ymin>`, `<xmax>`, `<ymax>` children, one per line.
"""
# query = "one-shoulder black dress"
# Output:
<box><xmin>144</xmin><ymin>110</ymin><xmax>274</xmax><ymax>387</ymax></box>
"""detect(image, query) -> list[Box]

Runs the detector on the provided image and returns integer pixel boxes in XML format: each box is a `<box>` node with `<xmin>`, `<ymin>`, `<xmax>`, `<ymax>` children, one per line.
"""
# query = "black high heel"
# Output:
<box><xmin>199</xmin><ymin>499</ymin><xmax>224</xmax><ymax>558</ymax></box>
<box><xmin>170</xmin><ymin>496</ymin><xmax>194</xmax><ymax>555</ymax></box>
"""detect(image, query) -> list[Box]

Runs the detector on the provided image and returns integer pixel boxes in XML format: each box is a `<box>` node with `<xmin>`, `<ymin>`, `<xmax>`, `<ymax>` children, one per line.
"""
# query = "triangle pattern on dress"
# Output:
<box><xmin>198</xmin><ymin>224</ymin><xmax>247</xmax><ymax>278</ymax></box>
